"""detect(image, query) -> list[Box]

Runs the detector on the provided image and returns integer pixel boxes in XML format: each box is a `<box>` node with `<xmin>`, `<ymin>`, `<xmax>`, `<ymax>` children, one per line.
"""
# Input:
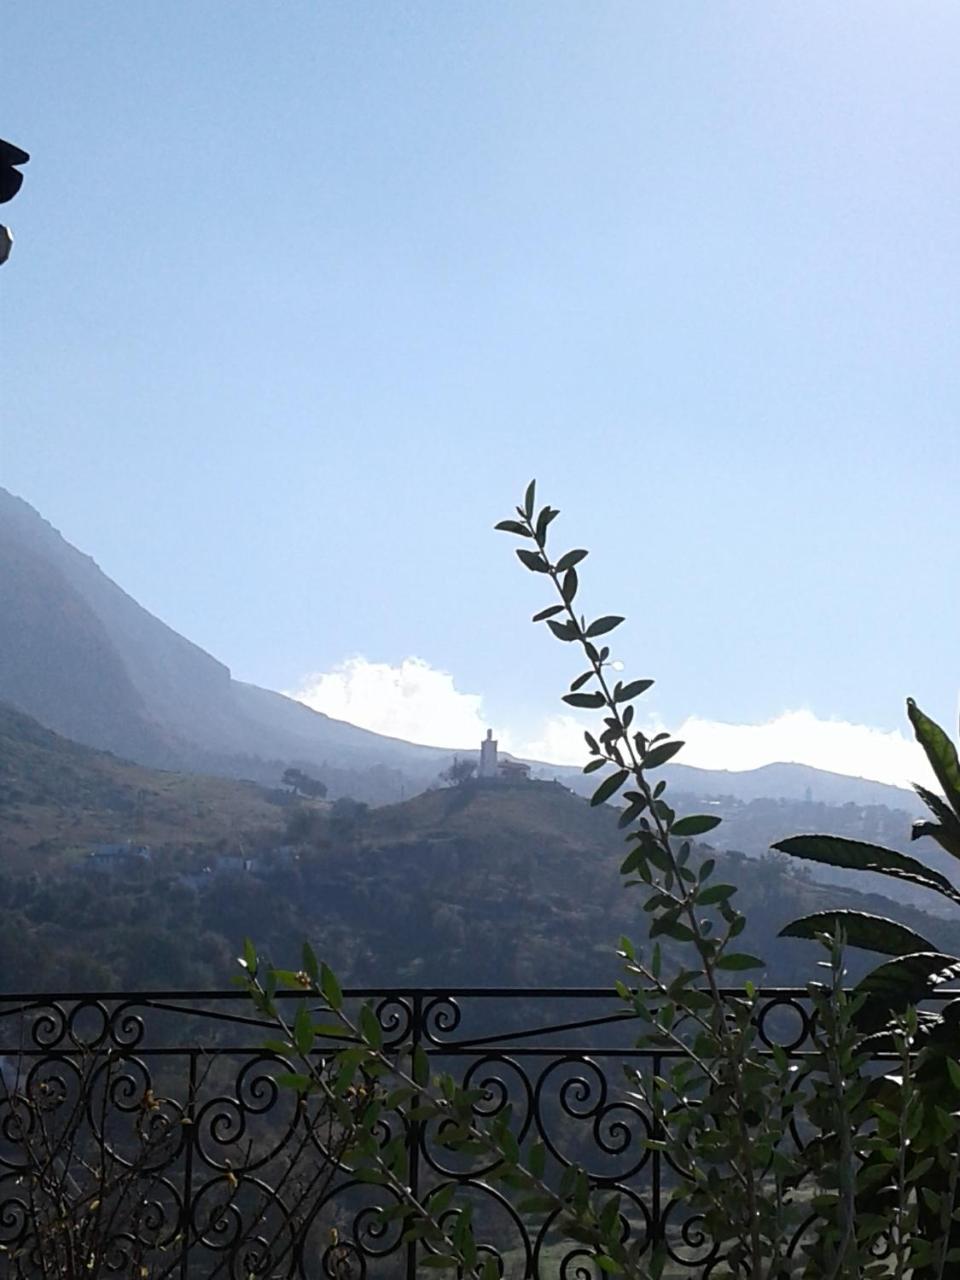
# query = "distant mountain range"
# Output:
<box><xmin>553</xmin><ymin>758</ymin><xmax>924</xmax><ymax>815</ymax></box>
<box><xmin>0</xmin><ymin>486</ymin><xmax>925</xmax><ymax>812</ymax></box>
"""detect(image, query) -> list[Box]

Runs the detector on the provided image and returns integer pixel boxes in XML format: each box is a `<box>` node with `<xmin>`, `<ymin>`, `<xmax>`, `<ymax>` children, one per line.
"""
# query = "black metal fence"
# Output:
<box><xmin>0</xmin><ymin>987</ymin><xmax>823</xmax><ymax>1278</ymax></box>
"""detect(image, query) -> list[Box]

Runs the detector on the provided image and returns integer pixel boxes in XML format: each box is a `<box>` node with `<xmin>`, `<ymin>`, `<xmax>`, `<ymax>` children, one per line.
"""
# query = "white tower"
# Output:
<box><xmin>479</xmin><ymin>728</ymin><xmax>498</xmax><ymax>779</ymax></box>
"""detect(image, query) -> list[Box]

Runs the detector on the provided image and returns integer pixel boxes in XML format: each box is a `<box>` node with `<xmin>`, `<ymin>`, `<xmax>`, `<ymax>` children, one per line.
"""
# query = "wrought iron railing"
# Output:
<box><xmin>0</xmin><ymin>987</ymin><xmax>836</xmax><ymax>1277</ymax></box>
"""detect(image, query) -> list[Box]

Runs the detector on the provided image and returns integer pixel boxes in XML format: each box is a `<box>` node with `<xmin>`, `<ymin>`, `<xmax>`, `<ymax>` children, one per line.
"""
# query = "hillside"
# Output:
<box><xmin>0</xmin><ymin>487</ymin><xmax>450</xmax><ymax>795</ymax></box>
<box><xmin>0</xmin><ymin>702</ymin><xmax>286</xmax><ymax>867</ymax></box>
<box><xmin>2</xmin><ymin>755</ymin><xmax>957</xmax><ymax>993</ymax></box>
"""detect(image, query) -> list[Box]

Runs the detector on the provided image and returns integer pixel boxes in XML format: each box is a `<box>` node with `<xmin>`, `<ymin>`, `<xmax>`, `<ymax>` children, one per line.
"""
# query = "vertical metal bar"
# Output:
<box><xmin>180</xmin><ymin>1049</ymin><xmax>197</xmax><ymax>1280</ymax></box>
<box><xmin>405</xmin><ymin>993</ymin><xmax>423</xmax><ymax>1280</ymax></box>
<box><xmin>651</xmin><ymin>1053</ymin><xmax>662</xmax><ymax>1249</ymax></box>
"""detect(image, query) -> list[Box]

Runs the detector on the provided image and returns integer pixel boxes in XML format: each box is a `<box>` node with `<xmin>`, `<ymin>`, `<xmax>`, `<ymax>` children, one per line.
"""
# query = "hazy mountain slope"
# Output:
<box><xmin>0</xmin><ymin>488</ymin><xmax>449</xmax><ymax>785</ymax></box>
<box><xmin>0</xmin><ymin>485</ymin><xmax>925</xmax><ymax>812</ymax></box>
<box><xmin>664</xmin><ymin>760</ymin><xmax>924</xmax><ymax>810</ymax></box>
<box><xmin>550</xmin><ymin>758</ymin><xmax>924</xmax><ymax>815</ymax></box>
<box><xmin>0</xmin><ymin>530</ymin><xmax>177</xmax><ymax>763</ymax></box>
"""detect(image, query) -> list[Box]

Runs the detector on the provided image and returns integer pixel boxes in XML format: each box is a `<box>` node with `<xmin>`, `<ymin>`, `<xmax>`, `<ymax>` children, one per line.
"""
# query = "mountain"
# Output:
<box><xmin>0</xmin><ymin>488</ymin><xmax>451</xmax><ymax>796</ymax></box>
<box><xmin>0</xmin><ymin>486</ymin><xmax>925</xmax><ymax>813</ymax></box>
<box><xmin>550</xmin><ymin>758</ymin><xmax>925</xmax><ymax>815</ymax></box>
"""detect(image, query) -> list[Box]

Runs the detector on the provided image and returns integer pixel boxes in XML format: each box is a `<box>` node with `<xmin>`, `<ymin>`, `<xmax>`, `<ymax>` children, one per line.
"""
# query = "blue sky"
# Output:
<box><xmin>2</xmin><ymin>3</ymin><xmax>957</xmax><ymax>782</ymax></box>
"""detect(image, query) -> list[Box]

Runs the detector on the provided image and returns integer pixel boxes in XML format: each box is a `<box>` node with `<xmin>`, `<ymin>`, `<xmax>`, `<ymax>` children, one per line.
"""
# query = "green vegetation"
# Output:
<box><xmin>1</xmin><ymin>749</ymin><xmax>954</xmax><ymax>992</ymax></box>
<box><xmin>235</xmin><ymin>484</ymin><xmax>960</xmax><ymax>1279</ymax></box>
<box><xmin>0</xmin><ymin>701</ymin><xmax>285</xmax><ymax>869</ymax></box>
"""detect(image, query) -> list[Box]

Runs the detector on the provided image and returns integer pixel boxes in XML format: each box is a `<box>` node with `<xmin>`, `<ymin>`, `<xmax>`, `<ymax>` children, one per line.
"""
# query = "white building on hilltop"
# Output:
<box><xmin>479</xmin><ymin>728</ymin><xmax>499</xmax><ymax>778</ymax></box>
<box><xmin>478</xmin><ymin>729</ymin><xmax>532</xmax><ymax>783</ymax></box>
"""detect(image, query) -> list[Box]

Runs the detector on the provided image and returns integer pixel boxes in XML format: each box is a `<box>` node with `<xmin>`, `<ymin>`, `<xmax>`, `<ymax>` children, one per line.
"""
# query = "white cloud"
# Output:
<box><xmin>517</xmin><ymin>714</ymin><xmax>596</xmax><ymax>766</ymax></box>
<box><xmin>513</xmin><ymin>707</ymin><xmax>931</xmax><ymax>790</ymax></box>
<box><xmin>288</xmin><ymin>656</ymin><xmax>488</xmax><ymax>749</ymax></box>
<box><xmin>673</xmin><ymin>710</ymin><xmax>931</xmax><ymax>790</ymax></box>
<box><xmin>288</xmin><ymin>657</ymin><xmax>933</xmax><ymax>789</ymax></box>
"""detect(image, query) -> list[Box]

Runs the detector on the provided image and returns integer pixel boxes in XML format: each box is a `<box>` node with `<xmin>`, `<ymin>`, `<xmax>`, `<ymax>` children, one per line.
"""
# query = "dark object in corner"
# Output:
<box><xmin>0</xmin><ymin>138</ymin><xmax>29</xmax><ymax>204</ymax></box>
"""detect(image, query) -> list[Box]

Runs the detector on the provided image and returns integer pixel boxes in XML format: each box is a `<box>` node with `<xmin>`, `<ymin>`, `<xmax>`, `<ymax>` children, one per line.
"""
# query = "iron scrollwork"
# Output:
<box><xmin>0</xmin><ymin>986</ymin><xmax>845</xmax><ymax>1276</ymax></box>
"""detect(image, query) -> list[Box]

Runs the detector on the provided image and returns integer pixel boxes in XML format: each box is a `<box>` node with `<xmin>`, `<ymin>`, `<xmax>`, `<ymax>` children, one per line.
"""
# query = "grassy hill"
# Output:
<box><xmin>0</xmin><ymin>702</ymin><xmax>285</xmax><ymax>867</ymax></box>
<box><xmin>368</xmin><ymin>777</ymin><xmax>618</xmax><ymax>849</ymax></box>
<box><xmin>1</xmin><ymin>719</ymin><xmax>958</xmax><ymax>994</ymax></box>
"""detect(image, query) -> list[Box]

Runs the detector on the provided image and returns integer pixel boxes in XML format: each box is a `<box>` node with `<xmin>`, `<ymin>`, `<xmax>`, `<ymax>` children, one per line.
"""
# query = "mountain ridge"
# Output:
<box><xmin>0</xmin><ymin>487</ymin><xmax>452</xmax><ymax>792</ymax></box>
<box><xmin>0</xmin><ymin>485</ymin><xmax>923</xmax><ymax>813</ymax></box>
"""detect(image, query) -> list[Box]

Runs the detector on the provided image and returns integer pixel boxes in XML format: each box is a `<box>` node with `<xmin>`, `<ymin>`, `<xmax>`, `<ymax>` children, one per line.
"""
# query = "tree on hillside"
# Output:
<box><xmin>329</xmin><ymin>796</ymin><xmax>368</xmax><ymax>842</ymax></box>
<box><xmin>282</xmin><ymin>767</ymin><xmax>327</xmax><ymax>800</ymax></box>
<box><xmin>439</xmin><ymin>757</ymin><xmax>476</xmax><ymax>787</ymax></box>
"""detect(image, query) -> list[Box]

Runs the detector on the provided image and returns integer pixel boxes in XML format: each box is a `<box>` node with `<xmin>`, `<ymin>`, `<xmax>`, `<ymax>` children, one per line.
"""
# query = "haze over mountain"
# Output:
<box><xmin>0</xmin><ymin>486</ymin><xmax>924</xmax><ymax>813</ymax></box>
<box><xmin>0</xmin><ymin>486</ymin><xmax>453</xmax><ymax>796</ymax></box>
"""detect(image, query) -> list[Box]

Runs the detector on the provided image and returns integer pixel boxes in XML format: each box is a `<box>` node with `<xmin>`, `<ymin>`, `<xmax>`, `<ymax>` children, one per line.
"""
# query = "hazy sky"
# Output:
<box><xmin>2</xmin><ymin>3</ymin><xmax>957</xmax><ymax>784</ymax></box>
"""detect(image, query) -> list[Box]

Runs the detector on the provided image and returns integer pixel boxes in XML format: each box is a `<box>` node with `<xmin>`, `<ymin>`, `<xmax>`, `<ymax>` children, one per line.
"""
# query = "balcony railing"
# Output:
<box><xmin>0</xmin><ymin>986</ymin><xmax>860</xmax><ymax>1277</ymax></box>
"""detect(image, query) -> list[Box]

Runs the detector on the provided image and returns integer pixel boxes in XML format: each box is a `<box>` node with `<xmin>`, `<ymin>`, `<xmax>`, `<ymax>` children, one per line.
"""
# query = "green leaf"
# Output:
<box><xmin>671</xmin><ymin>814</ymin><xmax>721</xmax><ymax>837</ymax></box>
<box><xmin>772</xmin><ymin>834</ymin><xmax>960</xmax><ymax>904</ymax></box>
<box><xmin>523</xmin><ymin>480</ymin><xmax>536</xmax><ymax>520</ymax></box>
<box><xmin>311</xmin><ymin>1023</ymin><xmax>350</xmax><ymax>1040</ymax></box>
<box><xmin>556</xmin><ymin>548</ymin><xmax>588</xmax><ymax>572</ymax></box>
<box><xmin>320</xmin><ymin>962</ymin><xmax>343</xmax><ymax>1012</ymax></box>
<box><xmin>516</xmin><ymin>548</ymin><xmax>549</xmax><ymax>573</ymax></box>
<box><xmin>301</xmin><ymin>941</ymin><xmax>319</xmax><ymax>984</ymax></box>
<box><xmin>359</xmin><ymin>1004</ymin><xmax>383</xmax><ymax>1050</ymax></box>
<box><xmin>294</xmin><ymin>1002</ymin><xmax>314</xmax><ymax>1056</ymax></box>
<box><xmin>584</xmin><ymin>615</ymin><xmax>624</xmax><ymax>638</ymax></box>
<box><xmin>532</xmin><ymin>604</ymin><xmax>564</xmax><ymax>622</ymax></box>
<box><xmin>948</xmin><ymin>1059</ymin><xmax>960</xmax><ymax>1092</ymax></box>
<box><xmin>428</xmin><ymin>1183</ymin><xmax>457</xmax><ymax>1217</ymax></box>
<box><xmin>562</xmin><ymin>691</ymin><xmax>605</xmax><ymax>709</ymax></box>
<box><xmin>546</xmin><ymin>618</ymin><xmax>579</xmax><ymax>641</ymax></box>
<box><xmin>658</xmin><ymin>922</ymin><xmax>696</xmax><ymax>943</ymax></box>
<box><xmin>535</xmin><ymin>506</ymin><xmax>559</xmax><ymax>540</ymax></box>
<box><xmin>274</xmin><ymin>1072</ymin><xmax>313</xmax><ymax>1092</ymax></box>
<box><xmin>529</xmin><ymin>1140</ymin><xmax>546</xmax><ymax>1178</ymax></box>
<box><xmin>561</xmin><ymin>567</ymin><xmax>578</xmax><ymax>603</ymax></box>
<box><xmin>853</xmin><ymin>952</ymin><xmax>960</xmax><ymax>1032</ymax></box>
<box><xmin>591</xmin><ymin>770</ymin><xmax>629</xmax><ymax>806</ymax></box>
<box><xmin>413</xmin><ymin>1045</ymin><xmax>430</xmax><ymax>1087</ymax></box>
<box><xmin>272</xmin><ymin>968</ymin><xmax>303</xmax><ymax>989</ymax></box>
<box><xmin>614</xmin><ymin>679</ymin><xmax>653</xmax><ymax>701</ymax></box>
<box><xmin>643</xmin><ymin>741</ymin><xmax>683</xmax><ymax>770</ymax></box>
<box><xmin>618</xmin><ymin>799</ymin><xmax>647</xmax><ymax>828</ymax></box>
<box><xmin>908</xmin><ymin>698</ymin><xmax>960</xmax><ymax>812</ymax></box>
<box><xmin>912</xmin><ymin>819</ymin><xmax>960</xmax><ymax>861</ymax></box>
<box><xmin>697</xmin><ymin>883</ymin><xmax>737</xmax><ymax>905</ymax></box>
<box><xmin>240</xmin><ymin>937</ymin><xmax>257</xmax><ymax>973</ymax></box>
<box><xmin>779</xmin><ymin>911</ymin><xmax>937</xmax><ymax>957</ymax></box>
<box><xmin>715</xmin><ymin>954</ymin><xmax>764</xmax><ymax>971</ymax></box>
<box><xmin>911</xmin><ymin>785</ymin><xmax>960</xmax><ymax>859</ymax></box>
<box><xmin>494</xmin><ymin>519</ymin><xmax>531</xmax><ymax>536</ymax></box>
